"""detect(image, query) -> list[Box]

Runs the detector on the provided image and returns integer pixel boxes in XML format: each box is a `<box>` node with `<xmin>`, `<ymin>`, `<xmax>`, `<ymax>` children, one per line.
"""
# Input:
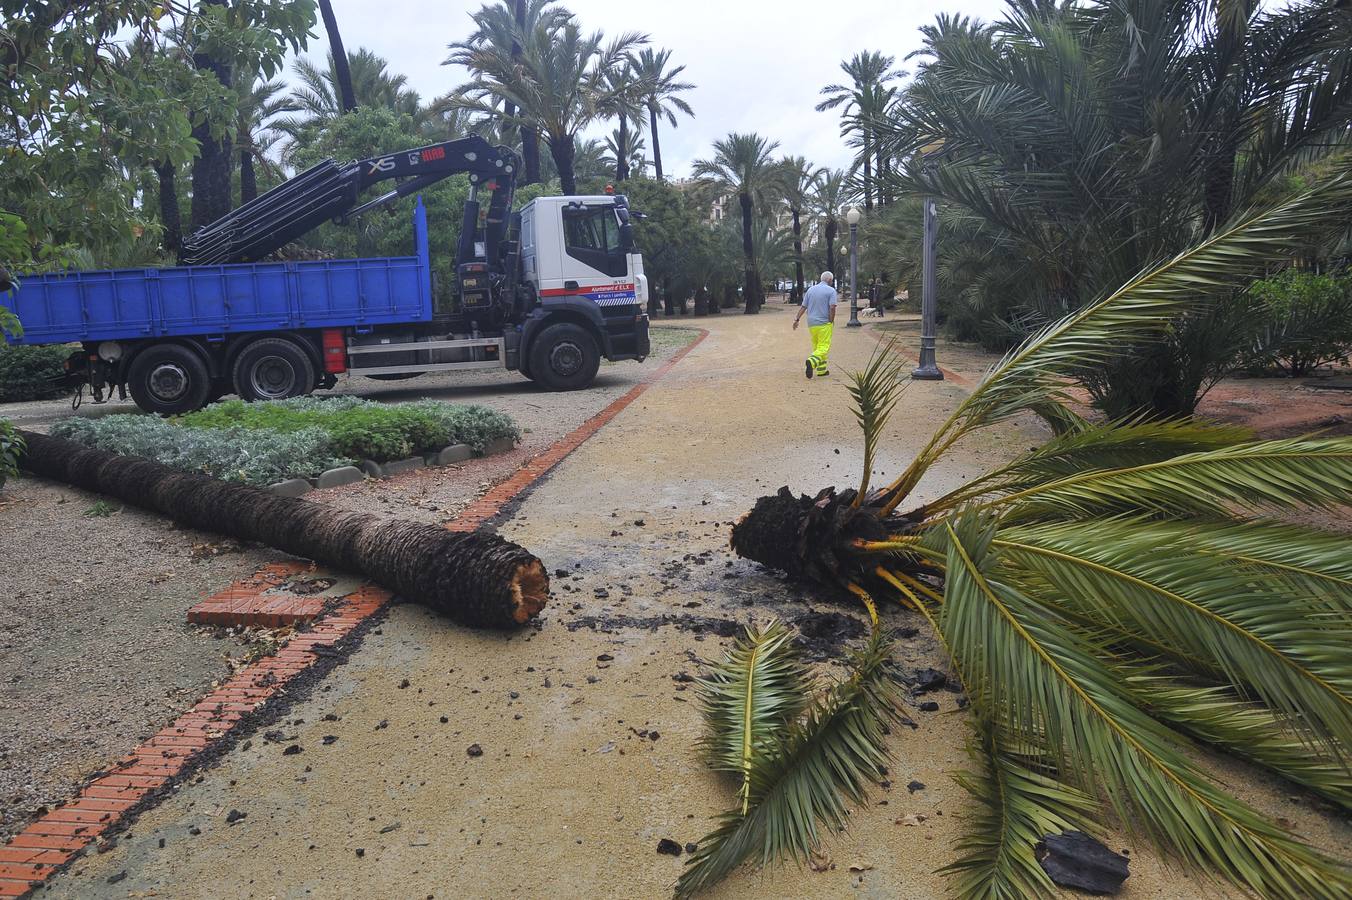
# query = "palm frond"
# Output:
<box><xmin>986</xmin><ymin>438</ymin><xmax>1352</xmax><ymax>520</ymax></box>
<box><xmin>995</xmin><ymin>518</ymin><xmax>1352</xmax><ymax>756</ymax></box>
<box><xmin>846</xmin><ymin>341</ymin><xmax>908</xmax><ymax>504</ymax></box>
<box><xmin>937</xmin><ymin>518</ymin><xmax>1352</xmax><ymax>898</ymax></box>
<box><xmin>879</xmin><ymin>160</ymin><xmax>1352</xmax><ymax>513</ymax></box>
<box><xmin>696</xmin><ymin>621</ymin><xmax>811</xmax><ymax>813</ymax></box>
<box><xmin>677</xmin><ymin>627</ymin><xmax>901</xmax><ymax>898</ymax></box>
<box><xmin>942</xmin><ymin>723</ymin><xmax>1097</xmax><ymax>900</ymax></box>
<box><xmin>1119</xmin><ymin>666</ymin><xmax>1352</xmax><ymax>809</ymax></box>
<box><xmin>922</xmin><ymin>418</ymin><xmax>1253</xmax><ymax>514</ymax></box>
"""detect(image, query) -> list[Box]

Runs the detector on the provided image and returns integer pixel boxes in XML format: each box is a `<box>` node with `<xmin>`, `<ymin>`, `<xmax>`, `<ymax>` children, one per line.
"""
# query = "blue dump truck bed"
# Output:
<box><xmin>3</xmin><ymin>201</ymin><xmax>432</xmax><ymax>345</ymax></box>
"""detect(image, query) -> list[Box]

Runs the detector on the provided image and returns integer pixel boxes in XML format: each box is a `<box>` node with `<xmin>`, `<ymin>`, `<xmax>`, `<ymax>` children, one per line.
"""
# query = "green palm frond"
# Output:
<box><xmin>995</xmin><ymin>518</ymin><xmax>1352</xmax><ymax>756</ymax></box>
<box><xmin>924</xmin><ymin>418</ymin><xmax>1253</xmax><ymax>513</ymax></box>
<box><xmin>1119</xmin><ymin>666</ymin><xmax>1352</xmax><ymax>809</ymax></box>
<box><xmin>696</xmin><ymin>621</ymin><xmax>810</xmax><ymax>813</ymax></box>
<box><xmin>937</xmin><ymin>518</ymin><xmax>1352</xmax><ymax>898</ymax></box>
<box><xmin>986</xmin><ymin>438</ymin><xmax>1352</xmax><ymax>520</ymax></box>
<box><xmin>677</xmin><ymin>627</ymin><xmax>902</xmax><ymax>898</ymax></box>
<box><xmin>879</xmin><ymin>160</ymin><xmax>1352</xmax><ymax>513</ymax></box>
<box><xmin>942</xmin><ymin>723</ymin><xmax>1097</xmax><ymax>900</ymax></box>
<box><xmin>846</xmin><ymin>342</ymin><xmax>908</xmax><ymax>504</ymax></box>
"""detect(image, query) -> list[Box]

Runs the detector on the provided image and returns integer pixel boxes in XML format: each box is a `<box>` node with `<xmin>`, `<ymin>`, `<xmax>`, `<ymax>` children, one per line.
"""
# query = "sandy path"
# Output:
<box><xmin>41</xmin><ymin>309</ymin><xmax>1352</xmax><ymax>898</ymax></box>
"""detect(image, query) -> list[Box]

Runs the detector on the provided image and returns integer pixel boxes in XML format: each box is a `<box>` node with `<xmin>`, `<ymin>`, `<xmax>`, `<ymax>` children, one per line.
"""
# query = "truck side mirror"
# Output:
<box><xmin>619</xmin><ymin>222</ymin><xmax>635</xmax><ymax>252</ymax></box>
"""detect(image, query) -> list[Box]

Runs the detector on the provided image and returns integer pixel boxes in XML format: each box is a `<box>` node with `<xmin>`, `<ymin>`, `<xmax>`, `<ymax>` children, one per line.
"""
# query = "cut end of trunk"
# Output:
<box><xmin>732</xmin><ymin>485</ymin><xmax>893</xmax><ymax>584</ymax></box>
<box><xmin>511</xmin><ymin>559</ymin><xmax>550</xmax><ymax>624</ymax></box>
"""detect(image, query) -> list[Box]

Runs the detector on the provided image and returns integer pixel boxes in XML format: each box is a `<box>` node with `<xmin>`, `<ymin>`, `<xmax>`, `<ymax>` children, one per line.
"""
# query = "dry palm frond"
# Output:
<box><xmin>677</xmin><ymin>626</ymin><xmax>902</xmax><ymax>898</ymax></box>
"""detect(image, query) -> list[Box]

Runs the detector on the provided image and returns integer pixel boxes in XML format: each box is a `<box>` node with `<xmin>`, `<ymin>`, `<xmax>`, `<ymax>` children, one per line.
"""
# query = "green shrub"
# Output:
<box><xmin>177</xmin><ymin>395</ymin><xmax>519</xmax><ymax>461</ymax></box>
<box><xmin>1247</xmin><ymin>271</ymin><xmax>1352</xmax><ymax>376</ymax></box>
<box><xmin>0</xmin><ymin>344</ymin><xmax>70</xmax><ymax>402</ymax></box>
<box><xmin>0</xmin><ymin>419</ymin><xmax>23</xmax><ymax>489</ymax></box>
<box><xmin>51</xmin><ymin>415</ymin><xmax>354</xmax><ymax>486</ymax></box>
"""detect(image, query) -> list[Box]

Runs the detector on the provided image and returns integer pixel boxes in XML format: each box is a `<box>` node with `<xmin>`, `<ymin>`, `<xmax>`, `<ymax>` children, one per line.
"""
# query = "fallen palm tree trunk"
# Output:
<box><xmin>17</xmin><ymin>429</ymin><xmax>547</xmax><ymax>628</ymax></box>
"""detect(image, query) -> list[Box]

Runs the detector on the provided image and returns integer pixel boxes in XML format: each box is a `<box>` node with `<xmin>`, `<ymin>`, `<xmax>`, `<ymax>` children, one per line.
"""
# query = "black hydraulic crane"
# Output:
<box><xmin>179</xmin><ymin>135</ymin><xmax>522</xmax><ymax>269</ymax></box>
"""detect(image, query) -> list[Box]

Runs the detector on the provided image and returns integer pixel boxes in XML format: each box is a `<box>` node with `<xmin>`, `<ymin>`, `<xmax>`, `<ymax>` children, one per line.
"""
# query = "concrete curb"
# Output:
<box><xmin>267</xmin><ymin>437</ymin><xmax>521</xmax><ymax>496</ymax></box>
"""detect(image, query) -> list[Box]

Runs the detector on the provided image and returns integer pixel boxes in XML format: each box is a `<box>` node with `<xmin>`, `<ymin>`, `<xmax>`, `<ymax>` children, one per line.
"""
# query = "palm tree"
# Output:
<box><xmin>692</xmin><ymin>133</ymin><xmax>781</xmax><ymax>314</ymax></box>
<box><xmin>881</xmin><ymin>2</ymin><xmax>1352</xmax><ymax>417</ymax></box>
<box><xmin>810</xmin><ymin>168</ymin><xmax>849</xmax><ymax>275</ymax></box>
<box><xmin>688</xmin><ymin>162</ymin><xmax>1352</xmax><ymax>900</ymax></box>
<box><xmin>602</xmin><ymin>129</ymin><xmax>647</xmax><ymax>180</ymax></box>
<box><xmin>317</xmin><ymin>0</ymin><xmax>356</xmax><ymax>113</ymax></box>
<box><xmin>779</xmin><ymin>156</ymin><xmax>823</xmax><ymax>302</ymax></box>
<box><xmin>446</xmin><ymin>1</ymin><xmax>571</xmax><ymax>184</ymax></box>
<box><xmin>276</xmin><ymin>49</ymin><xmax>422</xmax><ymax>142</ymax></box>
<box><xmin>597</xmin><ymin>59</ymin><xmax>646</xmax><ymax>181</ymax></box>
<box><xmin>631</xmin><ymin>47</ymin><xmax>694</xmax><ymax>182</ymax></box>
<box><xmin>235</xmin><ymin>78</ymin><xmax>296</xmax><ymax>204</ymax></box>
<box><xmin>450</xmin><ymin>19</ymin><xmax>646</xmax><ymax>194</ymax></box>
<box><xmin>817</xmin><ymin>51</ymin><xmax>901</xmax><ymax>210</ymax></box>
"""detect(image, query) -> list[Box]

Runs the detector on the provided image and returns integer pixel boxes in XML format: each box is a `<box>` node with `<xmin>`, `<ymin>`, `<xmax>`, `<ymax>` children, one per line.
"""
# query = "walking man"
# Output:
<box><xmin>793</xmin><ymin>271</ymin><xmax>838</xmax><ymax>378</ymax></box>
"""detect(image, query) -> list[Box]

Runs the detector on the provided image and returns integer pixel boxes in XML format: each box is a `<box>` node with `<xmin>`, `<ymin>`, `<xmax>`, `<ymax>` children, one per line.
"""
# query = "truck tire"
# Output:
<box><xmin>128</xmin><ymin>343</ymin><xmax>212</xmax><ymax>415</ymax></box>
<box><xmin>529</xmin><ymin>323</ymin><xmax>600</xmax><ymax>391</ymax></box>
<box><xmin>233</xmin><ymin>337</ymin><xmax>316</xmax><ymax>402</ymax></box>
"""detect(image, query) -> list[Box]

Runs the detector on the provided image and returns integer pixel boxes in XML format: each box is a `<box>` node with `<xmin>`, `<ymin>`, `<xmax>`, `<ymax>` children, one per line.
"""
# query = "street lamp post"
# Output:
<box><xmin>911</xmin><ymin>193</ymin><xmax>943</xmax><ymax>380</ymax></box>
<box><xmin>846</xmin><ymin>207</ymin><xmax>861</xmax><ymax>327</ymax></box>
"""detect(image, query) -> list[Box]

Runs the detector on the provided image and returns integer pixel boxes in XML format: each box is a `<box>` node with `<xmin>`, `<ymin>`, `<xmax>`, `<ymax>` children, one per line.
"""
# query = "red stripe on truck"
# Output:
<box><xmin>539</xmin><ymin>282</ymin><xmax>635</xmax><ymax>298</ymax></box>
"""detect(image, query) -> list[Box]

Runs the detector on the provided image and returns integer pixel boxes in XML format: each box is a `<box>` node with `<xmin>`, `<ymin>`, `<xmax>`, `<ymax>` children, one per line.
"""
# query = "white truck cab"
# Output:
<box><xmin>521</xmin><ymin>195</ymin><xmax>648</xmax><ymax>311</ymax></box>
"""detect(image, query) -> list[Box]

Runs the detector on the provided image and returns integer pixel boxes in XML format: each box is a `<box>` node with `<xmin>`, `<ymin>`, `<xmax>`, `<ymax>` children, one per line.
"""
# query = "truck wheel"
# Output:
<box><xmin>529</xmin><ymin>323</ymin><xmax>600</xmax><ymax>391</ymax></box>
<box><xmin>128</xmin><ymin>344</ymin><xmax>212</xmax><ymax>415</ymax></box>
<box><xmin>233</xmin><ymin>338</ymin><xmax>316</xmax><ymax>402</ymax></box>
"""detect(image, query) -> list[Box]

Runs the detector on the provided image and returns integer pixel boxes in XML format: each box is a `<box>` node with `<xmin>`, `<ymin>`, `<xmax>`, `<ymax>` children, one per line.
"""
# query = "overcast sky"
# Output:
<box><xmin>296</xmin><ymin>0</ymin><xmax>1010</xmax><ymax>176</ymax></box>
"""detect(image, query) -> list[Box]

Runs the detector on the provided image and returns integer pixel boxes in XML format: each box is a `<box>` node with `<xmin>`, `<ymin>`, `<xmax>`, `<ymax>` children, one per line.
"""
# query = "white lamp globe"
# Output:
<box><xmin>846</xmin><ymin>207</ymin><xmax>861</xmax><ymax>226</ymax></box>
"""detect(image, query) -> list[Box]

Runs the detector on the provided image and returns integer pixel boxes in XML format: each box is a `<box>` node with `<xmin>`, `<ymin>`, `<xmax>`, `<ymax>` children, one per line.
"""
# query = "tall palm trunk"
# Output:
<box><xmin>549</xmin><ymin>135</ymin><xmax>577</xmax><ymax>195</ymax></box>
<box><xmin>876</xmin><ymin>141</ymin><xmax>887</xmax><ymax>207</ymax></box>
<box><xmin>155</xmin><ymin>161</ymin><xmax>181</xmax><ymax>255</ymax></box>
<box><xmin>739</xmin><ymin>190</ymin><xmax>758</xmax><ymax>314</ymax></box>
<box><xmin>522</xmin><ymin>128</ymin><xmax>542</xmax><ymax>184</ymax></box>
<box><xmin>791</xmin><ymin>208</ymin><xmax>805</xmax><ymax>302</ymax></box>
<box><xmin>18</xmin><ymin>431</ymin><xmax>548</xmax><ymax>629</ymax></box>
<box><xmin>239</xmin><ymin>149</ymin><xmax>257</xmax><ymax>204</ymax></box>
<box><xmin>189</xmin><ymin>0</ymin><xmax>233</xmax><ymax>230</ymax></box>
<box><xmin>862</xmin><ymin>134</ymin><xmax>873</xmax><ymax>211</ymax></box>
<box><xmin>649</xmin><ymin>103</ymin><xmax>664</xmax><ymax>181</ymax></box>
<box><xmin>319</xmin><ymin>0</ymin><xmax>356</xmax><ymax>113</ymax></box>
<box><xmin>616</xmin><ymin>113</ymin><xmax>630</xmax><ymax>181</ymax></box>
<box><xmin>825</xmin><ymin>218</ymin><xmax>837</xmax><ymax>275</ymax></box>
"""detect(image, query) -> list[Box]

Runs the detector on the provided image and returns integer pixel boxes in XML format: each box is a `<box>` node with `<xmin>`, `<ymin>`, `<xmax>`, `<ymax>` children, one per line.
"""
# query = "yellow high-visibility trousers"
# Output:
<box><xmin>808</xmin><ymin>323</ymin><xmax>833</xmax><ymax>374</ymax></box>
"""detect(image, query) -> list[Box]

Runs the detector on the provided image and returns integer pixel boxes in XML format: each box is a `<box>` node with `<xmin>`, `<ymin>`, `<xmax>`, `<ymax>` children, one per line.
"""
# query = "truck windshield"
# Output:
<box><xmin>562</xmin><ymin>205</ymin><xmax>627</xmax><ymax>277</ymax></box>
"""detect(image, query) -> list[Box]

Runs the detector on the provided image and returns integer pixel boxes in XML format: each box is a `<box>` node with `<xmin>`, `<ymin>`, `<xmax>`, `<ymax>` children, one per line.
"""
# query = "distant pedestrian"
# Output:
<box><xmin>793</xmin><ymin>271</ymin><xmax>838</xmax><ymax>378</ymax></box>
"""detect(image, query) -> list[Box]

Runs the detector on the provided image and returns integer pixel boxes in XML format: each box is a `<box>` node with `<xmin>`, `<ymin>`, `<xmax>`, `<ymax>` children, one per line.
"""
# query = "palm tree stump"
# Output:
<box><xmin>18</xmin><ymin>431</ymin><xmax>547</xmax><ymax>628</ymax></box>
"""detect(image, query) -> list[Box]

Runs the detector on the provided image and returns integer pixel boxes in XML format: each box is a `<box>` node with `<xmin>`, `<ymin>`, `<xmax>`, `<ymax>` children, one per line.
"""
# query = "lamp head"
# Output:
<box><xmin>846</xmin><ymin>207</ymin><xmax>861</xmax><ymax>226</ymax></box>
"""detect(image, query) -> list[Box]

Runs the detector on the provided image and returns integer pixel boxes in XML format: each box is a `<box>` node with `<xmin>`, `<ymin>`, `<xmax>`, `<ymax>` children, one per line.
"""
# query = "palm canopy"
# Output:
<box><xmin>875</xmin><ymin>0</ymin><xmax>1352</xmax><ymax>413</ymax></box>
<box><xmin>448</xmin><ymin>12</ymin><xmax>645</xmax><ymax>193</ymax></box>
<box><xmin>691</xmin><ymin>132</ymin><xmax>781</xmax><ymax>313</ymax></box>
<box><xmin>275</xmin><ymin>49</ymin><xmax>422</xmax><ymax>143</ymax></box>
<box><xmin>630</xmin><ymin>46</ymin><xmax>695</xmax><ymax>180</ymax></box>
<box><xmin>817</xmin><ymin>50</ymin><xmax>902</xmax><ymax>208</ymax></box>
<box><xmin>702</xmin><ymin>160</ymin><xmax>1352</xmax><ymax>899</ymax></box>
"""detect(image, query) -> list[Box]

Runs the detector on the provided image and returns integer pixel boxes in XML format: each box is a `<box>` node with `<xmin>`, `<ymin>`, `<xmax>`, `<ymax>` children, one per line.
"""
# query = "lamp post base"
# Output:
<box><xmin>846</xmin><ymin>320</ymin><xmax>862</xmax><ymax>328</ymax></box>
<box><xmin>911</xmin><ymin>363</ymin><xmax>944</xmax><ymax>381</ymax></box>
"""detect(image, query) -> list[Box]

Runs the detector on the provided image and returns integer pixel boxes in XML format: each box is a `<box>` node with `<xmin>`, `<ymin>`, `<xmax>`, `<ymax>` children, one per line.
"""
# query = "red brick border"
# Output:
<box><xmin>0</xmin><ymin>326</ymin><xmax>707</xmax><ymax>898</ymax></box>
<box><xmin>185</xmin><ymin>561</ymin><xmax>327</xmax><ymax>628</ymax></box>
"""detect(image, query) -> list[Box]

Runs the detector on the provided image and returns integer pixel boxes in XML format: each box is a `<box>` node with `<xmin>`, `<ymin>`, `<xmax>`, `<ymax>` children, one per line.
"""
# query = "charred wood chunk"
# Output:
<box><xmin>1037</xmin><ymin>831</ymin><xmax>1130</xmax><ymax>895</ymax></box>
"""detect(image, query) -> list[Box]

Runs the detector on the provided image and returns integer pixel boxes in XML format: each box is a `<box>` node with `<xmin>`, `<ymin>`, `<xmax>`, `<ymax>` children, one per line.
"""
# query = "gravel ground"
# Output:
<box><xmin>0</xmin><ymin>480</ymin><xmax>285</xmax><ymax>841</ymax></box>
<box><xmin>0</xmin><ymin>325</ymin><xmax>699</xmax><ymax>843</ymax></box>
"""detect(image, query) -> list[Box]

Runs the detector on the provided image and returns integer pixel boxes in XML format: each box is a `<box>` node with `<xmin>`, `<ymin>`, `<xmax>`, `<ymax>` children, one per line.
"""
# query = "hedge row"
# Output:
<box><xmin>49</xmin><ymin>396</ymin><xmax>521</xmax><ymax>486</ymax></box>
